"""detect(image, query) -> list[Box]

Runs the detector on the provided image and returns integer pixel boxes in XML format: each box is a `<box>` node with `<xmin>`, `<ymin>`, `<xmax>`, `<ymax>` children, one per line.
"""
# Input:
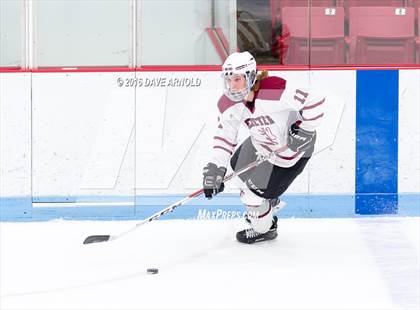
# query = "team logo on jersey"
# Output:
<box><xmin>244</xmin><ymin>115</ymin><xmax>275</xmax><ymax>129</ymax></box>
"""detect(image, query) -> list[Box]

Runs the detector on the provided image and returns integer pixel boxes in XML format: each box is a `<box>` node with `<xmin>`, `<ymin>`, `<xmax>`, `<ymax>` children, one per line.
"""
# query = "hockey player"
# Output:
<box><xmin>202</xmin><ymin>51</ymin><xmax>325</xmax><ymax>244</ymax></box>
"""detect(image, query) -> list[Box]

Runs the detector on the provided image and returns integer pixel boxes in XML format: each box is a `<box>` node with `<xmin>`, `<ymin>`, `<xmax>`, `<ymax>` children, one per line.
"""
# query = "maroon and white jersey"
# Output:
<box><xmin>212</xmin><ymin>76</ymin><xmax>325</xmax><ymax>168</ymax></box>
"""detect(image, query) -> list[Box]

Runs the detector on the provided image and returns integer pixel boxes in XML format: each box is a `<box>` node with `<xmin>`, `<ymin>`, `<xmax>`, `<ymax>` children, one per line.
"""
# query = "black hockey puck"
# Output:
<box><xmin>147</xmin><ymin>268</ymin><xmax>158</xmax><ymax>274</ymax></box>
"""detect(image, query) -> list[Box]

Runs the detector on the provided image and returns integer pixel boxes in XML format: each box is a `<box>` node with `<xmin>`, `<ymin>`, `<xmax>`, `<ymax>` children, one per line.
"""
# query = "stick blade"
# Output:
<box><xmin>83</xmin><ymin>235</ymin><xmax>111</xmax><ymax>244</ymax></box>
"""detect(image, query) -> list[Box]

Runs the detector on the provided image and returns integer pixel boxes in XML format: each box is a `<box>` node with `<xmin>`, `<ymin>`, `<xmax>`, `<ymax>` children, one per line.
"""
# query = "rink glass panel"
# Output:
<box><xmin>34</xmin><ymin>0</ymin><xmax>130</xmax><ymax>67</ymax></box>
<box><xmin>137</xmin><ymin>0</ymin><xmax>237</xmax><ymax>65</ymax></box>
<box><xmin>0</xmin><ymin>0</ymin><xmax>22</xmax><ymax>67</ymax></box>
<box><xmin>1</xmin><ymin>0</ymin><xmax>419</xmax><ymax>67</ymax></box>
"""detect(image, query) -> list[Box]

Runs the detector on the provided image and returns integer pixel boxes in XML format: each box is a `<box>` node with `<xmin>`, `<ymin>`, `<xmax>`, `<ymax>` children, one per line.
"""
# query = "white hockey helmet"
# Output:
<box><xmin>222</xmin><ymin>51</ymin><xmax>257</xmax><ymax>102</ymax></box>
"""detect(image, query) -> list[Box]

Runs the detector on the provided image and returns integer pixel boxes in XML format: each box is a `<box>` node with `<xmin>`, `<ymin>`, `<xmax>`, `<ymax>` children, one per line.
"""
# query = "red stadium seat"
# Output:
<box><xmin>411</xmin><ymin>1</ymin><xmax>420</xmax><ymax>33</ymax></box>
<box><xmin>337</xmin><ymin>0</ymin><xmax>406</xmax><ymax>20</ymax></box>
<box><xmin>406</xmin><ymin>2</ymin><xmax>419</xmax><ymax>63</ymax></box>
<box><xmin>278</xmin><ymin>0</ymin><xmax>336</xmax><ymax>6</ymax></box>
<box><xmin>407</xmin><ymin>0</ymin><xmax>420</xmax><ymax>8</ymax></box>
<box><xmin>338</xmin><ymin>0</ymin><xmax>404</xmax><ymax>6</ymax></box>
<box><xmin>348</xmin><ymin>7</ymin><xmax>416</xmax><ymax>64</ymax></box>
<box><xmin>270</xmin><ymin>0</ymin><xmax>337</xmax><ymax>22</ymax></box>
<box><xmin>282</xmin><ymin>7</ymin><xmax>345</xmax><ymax>64</ymax></box>
<box><xmin>417</xmin><ymin>8</ymin><xmax>420</xmax><ymax>63</ymax></box>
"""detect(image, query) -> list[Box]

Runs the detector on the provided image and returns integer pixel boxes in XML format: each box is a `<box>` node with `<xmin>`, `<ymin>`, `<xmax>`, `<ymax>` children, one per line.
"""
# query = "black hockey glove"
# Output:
<box><xmin>287</xmin><ymin>122</ymin><xmax>316</xmax><ymax>153</ymax></box>
<box><xmin>202</xmin><ymin>163</ymin><xmax>227</xmax><ymax>199</ymax></box>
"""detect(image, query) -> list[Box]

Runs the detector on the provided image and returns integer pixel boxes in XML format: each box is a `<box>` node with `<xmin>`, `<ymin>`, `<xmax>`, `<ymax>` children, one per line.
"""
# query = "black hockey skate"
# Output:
<box><xmin>236</xmin><ymin>216</ymin><xmax>278</xmax><ymax>244</ymax></box>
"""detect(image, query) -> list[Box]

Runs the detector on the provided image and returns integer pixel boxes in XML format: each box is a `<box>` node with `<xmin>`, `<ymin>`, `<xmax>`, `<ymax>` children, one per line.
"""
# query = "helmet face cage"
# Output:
<box><xmin>221</xmin><ymin>52</ymin><xmax>257</xmax><ymax>102</ymax></box>
<box><xmin>222</xmin><ymin>71</ymin><xmax>256</xmax><ymax>102</ymax></box>
<box><xmin>223</xmin><ymin>76</ymin><xmax>249</xmax><ymax>102</ymax></box>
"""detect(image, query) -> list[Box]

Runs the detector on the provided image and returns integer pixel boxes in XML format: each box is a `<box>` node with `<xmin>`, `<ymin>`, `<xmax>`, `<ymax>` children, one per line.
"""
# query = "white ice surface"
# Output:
<box><xmin>1</xmin><ymin>217</ymin><xmax>419</xmax><ymax>310</ymax></box>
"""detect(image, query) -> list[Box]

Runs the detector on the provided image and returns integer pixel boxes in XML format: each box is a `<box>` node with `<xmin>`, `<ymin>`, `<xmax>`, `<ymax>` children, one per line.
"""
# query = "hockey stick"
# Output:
<box><xmin>83</xmin><ymin>145</ymin><xmax>288</xmax><ymax>244</ymax></box>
